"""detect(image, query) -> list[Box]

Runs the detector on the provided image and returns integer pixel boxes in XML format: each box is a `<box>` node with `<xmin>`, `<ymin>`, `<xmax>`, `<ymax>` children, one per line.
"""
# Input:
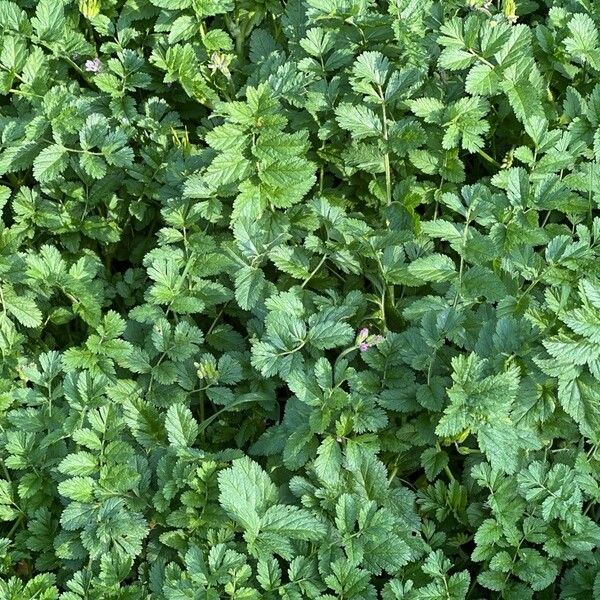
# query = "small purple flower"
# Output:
<box><xmin>84</xmin><ymin>58</ymin><xmax>102</xmax><ymax>73</ymax></box>
<box><xmin>356</xmin><ymin>331</ymin><xmax>385</xmax><ymax>353</ymax></box>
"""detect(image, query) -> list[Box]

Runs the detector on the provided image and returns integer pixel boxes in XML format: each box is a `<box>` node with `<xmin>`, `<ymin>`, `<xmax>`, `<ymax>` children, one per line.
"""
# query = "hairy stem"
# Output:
<box><xmin>379</xmin><ymin>85</ymin><xmax>395</xmax><ymax>312</ymax></box>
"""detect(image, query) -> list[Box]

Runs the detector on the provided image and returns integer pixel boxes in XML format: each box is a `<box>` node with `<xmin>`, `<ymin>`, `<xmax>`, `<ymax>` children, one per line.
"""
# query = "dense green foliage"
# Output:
<box><xmin>3</xmin><ymin>0</ymin><xmax>600</xmax><ymax>597</ymax></box>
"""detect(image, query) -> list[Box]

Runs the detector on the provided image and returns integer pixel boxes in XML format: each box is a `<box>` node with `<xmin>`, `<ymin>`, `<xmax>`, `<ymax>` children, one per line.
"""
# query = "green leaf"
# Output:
<box><xmin>32</xmin><ymin>145</ymin><xmax>68</xmax><ymax>182</ymax></box>
<box><xmin>60</xmin><ymin>502</ymin><xmax>95</xmax><ymax>531</ymax></box>
<box><xmin>308</xmin><ymin>320</ymin><xmax>354</xmax><ymax>350</ymax></box>
<box><xmin>218</xmin><ymin>457</ymin><xmax>277</xmax><ymax>531</ymax></box>
<box><xmin>513</xmin><ymin>548</ymin><xmax>557</xmax><ymax>591</ymax></box>
<box><xmin>269</xmin><ymin>246</ymin><xmax>312</xmax><ymax>279</ymax></box>
<box><xmin>409</xmin><ymin>97</ymin><xmax>445</xmax><ymax>123</ymax></box>
<box><xmin>408</xmin><ymin>254</ymin><xmax>456</xmax><ymax>282</ymax></box>
<box><xmin>478</xmin><ymin>421</ymin><xmax>525</xmax><ymax>474</ymax></box>
<box><xmin>565</xmin><ymin>13</ymin><xmax>600</xmax><ymax>69</ymax></box>
<box><xmin>421</xmin><ymin>447</ymin><xmax>449</xmax><ymax>481</ymax></box>
<box><xmin>165</xmin><ymin>403</ymin><xmax>199</xmax><ymax>447</ymax></box>
<box><xmin>80</xmin><ymin>114</ymin><xmax>108</xmax><ymax>150</ymax></box>
<box><xmin>501</xmin><ymin>77</ymin><xmax>543</xmax><ymax>123</ymax></box>
<box><xmin>2</xmin><ymin>286</ymin><xmax>42</xmax><ymax>327</ymax></box>
<box><xmin>168</xmin><ymin>15</ymin><xmax>197</xmax><ymax>44</ymax></box>
<box><xmin>31</xmin><ymin>0</ymin><xmax>64</xmax><ymax>41</ymax></box>
<box><xmin>260</xmin><ymin>504</ymin><xmax>326</xmax><ymax>544</ymax></box>
<box><xmin>558</xmin><ymin>375</ymin><xmax>600</xmax><ymax>435</ymax></box>
<box><xmin>466</xmin><ymin>64</ymin><xmax>500</xmax><ymax>95</ymax></box>
<box><xmin>335</xmin><ymin>103</ymin><xmax>383</xmax><ymax>139</ymax></box>
<box><xmin>353</xmin><ymin>51</ymin><xmax>390</xmax><ymax>85</ymax></box>
<box><xmin>439</xmin><ymin>48</ymin><xmax>476</xmax><ymax>71</ymax></box>
<box><xmin>58</xmin><ymin>477</ymin><xmax>95</xmax><ymax>503</ymax></box>
<box><xmin>235</xmin><ymin>266</ymin><xmax>266</xmax><ymax>310</ymax></box>
<box><xmin>58</xmin><ymin>452</ymin><xmax>98</xmax><ymax>477</ymax></box>
<box><xmin>314</xmin><ymin>437</ymin><xmax>342</xmax><ymax>484</ymax></box>
<box><xmin>149</xmin><ymin>0</ymin><xmax>192</xmax><ymax>7</ymax></box>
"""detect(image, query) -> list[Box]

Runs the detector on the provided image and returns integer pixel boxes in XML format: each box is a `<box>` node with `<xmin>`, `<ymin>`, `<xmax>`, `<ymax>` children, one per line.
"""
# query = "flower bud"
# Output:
<box><xmin>79</xmin><ymin>0</ymin><xmax>101</xmax><ymax>19</ymax></box>
<box><xmin>356</xmin><ymin>327</ymin><xmax>369</xmax><ymax>343</ymax></box>
<box><xmin>195</xmin><ymin>354</ymin><xmax>218</xmax><ymax>383</ymax></box>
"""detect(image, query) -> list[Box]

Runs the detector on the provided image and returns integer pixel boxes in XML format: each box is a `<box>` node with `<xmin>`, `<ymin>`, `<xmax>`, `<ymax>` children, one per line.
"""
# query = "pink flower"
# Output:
<box><xmin>356</xmin><ymin>332</ymin><xmax>385</xmax><ymax>353</ymax></box>
<box><xmin>85</xmin><ymin>58</ymin><xmax>102</xmax><ymax>73</ymax></box>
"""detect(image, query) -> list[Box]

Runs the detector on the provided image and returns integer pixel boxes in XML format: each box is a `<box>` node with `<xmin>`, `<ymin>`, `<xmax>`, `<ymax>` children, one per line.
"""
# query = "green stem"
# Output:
<box><xmin>9</xmin><ymin>88</ymin><xmax>43</xmax><ymax>98</ymax></box>
<box><xmin>477</xmin><ymin>148</ymin><xmax>501</xmax><ymax>168</ymax></box>
<box><xmin>236</xmin><ymin>32</ymin><xmax>244</xmax><ymax>56</ymax></box>
<box><xmin>0</xmin><ymin>460</ymin><xmax>11</xmax><ymax>483</ymax></box>
<box><xmin>206</xmin><ymin>303</ymin><xmax>228</xmax><ymax>338</ymax></box>
<box><xmin>335</xmin><ymin>345</ymin><xmax>359</xmax><ymax>365</ymax></box>
<box><xmin>379</xmin><ymin>85</ymin><xmax>395</xmax><ymax>312</ymax></box>
<box><xmin>301</xmin><ymin>254</ymin><xmax>327</xmax><ymax>289</ymax></box>
<box><xmin>199</xmin><ymin>389</ymin><xmax>205</xmax><ymax>440</ymax></box>
<box><xmin>588</xmin><ymin>161</ymin><xmax>594</xmax><ymax>227</ymax></box>
<box><xmin>6</xmin><ymin>514</ymin><xmax>23</xmax><ymax>539</ymax></box>
<box><xmin>452</xmin><ymin>209</ymin><xmax>471</xmax><ymax>308</ymax></box>
<box><xmin>469</xmin><ymin>49</ymin><xmax>495</xmax><ymax>69</ymax></box>
<box><xmin>374</xmin><ymin>254</ymin><xmax>389</xmax><ymax>331</ymax></box>
<box><xmin>444</xmin><ymin>465</ymin><xmax>455</xmax><ymax>481</ymax></box>
<box><xmin>235</xmin><ymin>18</ymin><xmax>252</xmax><ymax>57</ymax></box>
<box><xmin>197</xmin><ymin>395</ymin><xmax>258</xmax><ymax>437</ymax></box>
<box><xmin>436</xmin><ymin>442</ymin><xmax>455</xmax><ymax>481</ymax></box>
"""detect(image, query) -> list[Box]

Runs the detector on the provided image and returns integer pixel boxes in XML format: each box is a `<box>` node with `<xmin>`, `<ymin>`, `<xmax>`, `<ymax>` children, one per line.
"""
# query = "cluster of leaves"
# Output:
<box><xmin>3</xmin><ymin>0</ymin><xmax>600</xmax><ymax>597</ymax></box>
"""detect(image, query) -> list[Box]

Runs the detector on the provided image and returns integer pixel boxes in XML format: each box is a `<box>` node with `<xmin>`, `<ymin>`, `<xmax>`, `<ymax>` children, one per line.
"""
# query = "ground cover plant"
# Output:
<box><xmin>3</xmin><ymin>0</ymin><xmax>600</xmax><ymax>597</ymax></box>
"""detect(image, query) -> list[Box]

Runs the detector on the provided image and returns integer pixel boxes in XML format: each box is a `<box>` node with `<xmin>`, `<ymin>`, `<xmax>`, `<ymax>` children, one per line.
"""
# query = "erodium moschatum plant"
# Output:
<box><xmin>1</xmin><ymin>0</ymin><xmax>600</xmax><ymax>598</ymax></box>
